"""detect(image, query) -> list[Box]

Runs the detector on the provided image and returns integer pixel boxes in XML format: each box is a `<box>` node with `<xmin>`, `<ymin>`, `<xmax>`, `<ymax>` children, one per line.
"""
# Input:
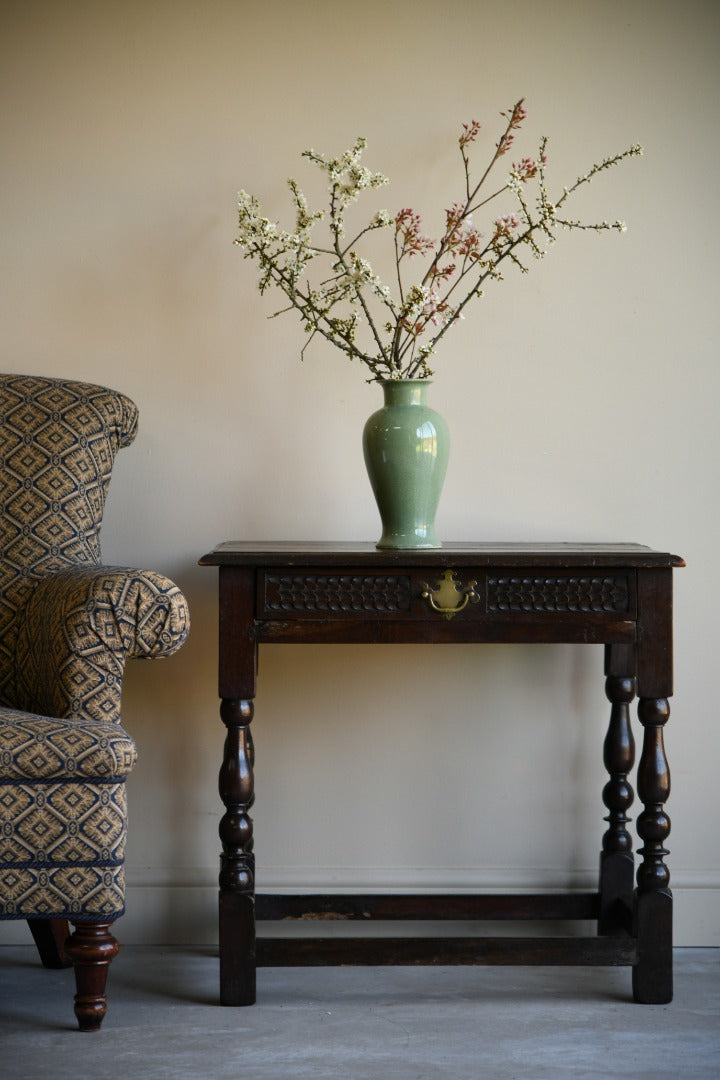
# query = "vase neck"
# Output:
<box><xmin>381</xmin><ymin>379</ymin><xmax>431</xmax><ymax>407</ymax></box>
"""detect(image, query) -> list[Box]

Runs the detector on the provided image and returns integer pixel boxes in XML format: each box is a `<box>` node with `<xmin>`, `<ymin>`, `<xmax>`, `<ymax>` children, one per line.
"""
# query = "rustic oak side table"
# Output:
<box><xmin>199</xmin><ymin>542</ymin><xmax>683</xmax><ymax>1007</ymax></box>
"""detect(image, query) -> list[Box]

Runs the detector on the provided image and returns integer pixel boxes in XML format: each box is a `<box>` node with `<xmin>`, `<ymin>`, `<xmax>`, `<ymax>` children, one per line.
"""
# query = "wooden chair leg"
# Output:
<box><xmin>64</xmin><ymin>921</ymin><xmax>120</xmax><ymax>1031</ymax></box>
<box><xmin>27</xmin><ymin>918</ymin><xmax>72</xmax><ymax>969</ymax></box>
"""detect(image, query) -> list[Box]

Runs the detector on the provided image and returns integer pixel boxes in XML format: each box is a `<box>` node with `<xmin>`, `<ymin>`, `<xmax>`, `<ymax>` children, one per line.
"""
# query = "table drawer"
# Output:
<box><xmin>258</xmin><ymin>568</ymin><xmax>635</xmax><ymax>622</ymax></box>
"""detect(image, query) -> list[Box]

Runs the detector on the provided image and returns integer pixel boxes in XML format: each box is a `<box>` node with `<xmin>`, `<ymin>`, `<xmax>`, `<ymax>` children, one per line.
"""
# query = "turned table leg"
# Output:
<box><xmin>599</xmin><ymin>644</ymin><xmax>636</xmax><ymax>934</ymax></box>
<box><xmin>632</xmin><ymin>566</ymin><xmax>674</xmax><ymax>1004</ymax></box>
<box><xmin>633</xmin><ymin>696</ymin><xmax>672</xmax><ymax>1003</ymax></box>
<box><xmin>219</xmin><ymin>697</ymin><xmax>256</xmax><ymax>1005</ymax></box>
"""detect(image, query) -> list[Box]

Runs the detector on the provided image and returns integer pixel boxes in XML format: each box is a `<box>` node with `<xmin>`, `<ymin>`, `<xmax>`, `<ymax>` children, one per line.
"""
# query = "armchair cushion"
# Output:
<box><xmin>0</xmin><ymin>707</ymin><xmax>137</xmax><ymax>781</ymax></box>
<box><xmin>0</xmin><ymin>705</ymin><xmax>136</xmax><ymax>919</ymax></box>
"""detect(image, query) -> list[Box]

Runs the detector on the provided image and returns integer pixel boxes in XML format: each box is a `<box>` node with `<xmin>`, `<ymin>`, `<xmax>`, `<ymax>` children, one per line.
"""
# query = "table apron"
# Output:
<box><xmin>253</xmin><ymin>617</ymin><xmax>638</xmax><ymax>646</ymax></box>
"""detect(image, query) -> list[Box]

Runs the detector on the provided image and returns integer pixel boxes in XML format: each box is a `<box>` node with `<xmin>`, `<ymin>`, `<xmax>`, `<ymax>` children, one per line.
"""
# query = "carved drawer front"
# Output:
<box><xmin>260</xmin><ymin>571</ymin><xmax>413</xmax><ymax>618</ymax></box>
<box><xmin>485</xmin><ymin>573</ymin><xmax>633</xmax><ymax>616</ymax></box>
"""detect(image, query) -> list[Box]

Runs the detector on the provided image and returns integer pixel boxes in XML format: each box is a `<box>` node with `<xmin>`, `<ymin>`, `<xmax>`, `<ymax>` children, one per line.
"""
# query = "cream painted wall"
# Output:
<box><xmin>2</xmin><ymin>0</ymin><xmax>719</xmax><ymax>947</ymax></box>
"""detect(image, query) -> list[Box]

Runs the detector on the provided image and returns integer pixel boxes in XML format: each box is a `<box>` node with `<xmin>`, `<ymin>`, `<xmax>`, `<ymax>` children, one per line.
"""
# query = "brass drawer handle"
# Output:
<box><xmin>420</xmin><ymin>570</ymin><xmax>480</xmax><ymax>620</ymax></box>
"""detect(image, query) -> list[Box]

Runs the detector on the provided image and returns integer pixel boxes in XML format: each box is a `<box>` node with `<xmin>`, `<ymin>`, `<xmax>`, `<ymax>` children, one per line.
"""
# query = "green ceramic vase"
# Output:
<box><xmin>362</xmin><ymin>380</ymin><xmax>449</xmax><ymax>550</ymax></box>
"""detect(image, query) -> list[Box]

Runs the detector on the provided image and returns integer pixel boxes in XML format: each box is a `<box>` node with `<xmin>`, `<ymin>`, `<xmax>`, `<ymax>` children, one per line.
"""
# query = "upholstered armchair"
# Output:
<box><xmin>0</xmin><ymin>374</ymin><xmax>189</xmax><ymax>1030</ymax></box>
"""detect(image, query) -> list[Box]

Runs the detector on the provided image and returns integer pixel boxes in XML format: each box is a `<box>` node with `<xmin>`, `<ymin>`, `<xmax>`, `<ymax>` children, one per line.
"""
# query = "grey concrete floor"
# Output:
<box><xmin>0</xmin><ymin>946</ymin><xmax>718</xmax><ymax>1079</ymax></box>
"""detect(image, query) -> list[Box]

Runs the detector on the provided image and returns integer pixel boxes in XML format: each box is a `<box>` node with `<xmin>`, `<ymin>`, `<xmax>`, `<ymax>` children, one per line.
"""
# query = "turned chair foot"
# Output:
<box><xmin>64</xmin><ymin>921</ymin><xmax>120</xmax><ymax>1031</ymax></box>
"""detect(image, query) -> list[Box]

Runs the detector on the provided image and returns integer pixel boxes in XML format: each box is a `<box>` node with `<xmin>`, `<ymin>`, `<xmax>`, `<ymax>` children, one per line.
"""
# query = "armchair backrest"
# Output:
<box><xmin>0</xmin><ymin>374</ymin><xmax>138</xmax><ymax>701</ymax></box>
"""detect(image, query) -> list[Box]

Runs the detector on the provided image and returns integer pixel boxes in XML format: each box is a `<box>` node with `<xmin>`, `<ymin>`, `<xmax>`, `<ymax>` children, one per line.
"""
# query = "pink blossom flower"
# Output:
<box><xmin>459</xmin><ymin>119</ymin><xmax>482</xmax><ymax>149</ymax></box>
<box><xmin>431</xmin><ymin>261</ymin><xmax>457</xmax><ymax>284</ymax></box>
<box><xmin>395</xmin><ymin>208</ymin><xmax>434</xmax><ymax>256</ymax></box>
<box><xmin>496</xmin><ymin>132</ymin><xmax>515</xmax><ymax>156</ymax></box>
<box><xmin>497</xmin><ymin>100</ymin><xmax>527</xmax><ymax>155</ymax></box>
<box><xmin>512</xmin><ymin>154</ymin><xmax>548</xmax><ymax>181</ymax></box>
<box><xmin>445</xmin><ymin>201</ymin><xmax>466</xmax><ymax>232</ymax></box>
<box><xmin>501</xmin><ymin>101</ymin><xmax>527</xmax><ymax>129</ymax></box>
<box><xmin>493</xmin><ymin>214</ymin><xmax>520</xmax><ymax>240</ymax></box>
<box><xmin>455</xmin><ymin>227</ymin><xmax>483</xmax><ymax>257</ymax></box>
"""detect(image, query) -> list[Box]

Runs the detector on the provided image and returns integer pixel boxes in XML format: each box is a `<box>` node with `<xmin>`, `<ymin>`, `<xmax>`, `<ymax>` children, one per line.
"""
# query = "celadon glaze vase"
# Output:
<box><xmin>362</xmin><ymin>379</ymin><xmax>449</xmax><ymax>550</ymax></box>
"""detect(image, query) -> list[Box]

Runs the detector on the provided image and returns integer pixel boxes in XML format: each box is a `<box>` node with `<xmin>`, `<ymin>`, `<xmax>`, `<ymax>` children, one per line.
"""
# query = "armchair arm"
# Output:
<box><xmin>13</xmin><ymin>566</ymin><xmax>190</xmax><ymax>723</ymax></box>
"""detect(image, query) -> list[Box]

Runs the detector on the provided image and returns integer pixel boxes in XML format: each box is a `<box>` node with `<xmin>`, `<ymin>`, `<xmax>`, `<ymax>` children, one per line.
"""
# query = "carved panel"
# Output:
<box><xmin>486</xmin><ymin>575</ymin><xmax>629</xmax><ymax>614</ymax></box>
<box><xmin>263</xmin><ymin>574</ymin><xmax>412</xmax><ymax>614</ymax></box>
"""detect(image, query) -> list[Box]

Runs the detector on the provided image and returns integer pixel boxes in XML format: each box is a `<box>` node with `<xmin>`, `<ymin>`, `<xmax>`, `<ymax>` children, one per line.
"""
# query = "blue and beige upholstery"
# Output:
<box><xmin>0</xmin><ymin>374</ymin><xmax>189</xmax><ymax>1029</ymax></box>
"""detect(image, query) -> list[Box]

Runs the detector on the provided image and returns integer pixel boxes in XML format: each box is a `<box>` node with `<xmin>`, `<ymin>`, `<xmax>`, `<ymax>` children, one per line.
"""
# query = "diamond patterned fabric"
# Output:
<box><xmin>0</xmin><ymin>374</ymin><xmax>189</xmax><ymax>921</ymax></box>
<box><xmin>13</xmin><ymin>566</ymin><xmax>189</xmax><ymax>721</ymax></box>
<box><xmin>0</xmin><ymin>707</ymin><xmax>136</xmax><ymax>781</ymax></box>
<box><xmin>1</xmin><ymin>374</ymin><xmax>139</xmax><ymax>703</ymax></box>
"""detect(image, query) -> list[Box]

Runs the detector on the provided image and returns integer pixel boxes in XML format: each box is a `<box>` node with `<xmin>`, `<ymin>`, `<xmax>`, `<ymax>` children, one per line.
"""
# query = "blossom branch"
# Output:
<box><xmin>235</xmin><ymin>102</ymin><xmax>641</xmax><ymax>381</ymax></box>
